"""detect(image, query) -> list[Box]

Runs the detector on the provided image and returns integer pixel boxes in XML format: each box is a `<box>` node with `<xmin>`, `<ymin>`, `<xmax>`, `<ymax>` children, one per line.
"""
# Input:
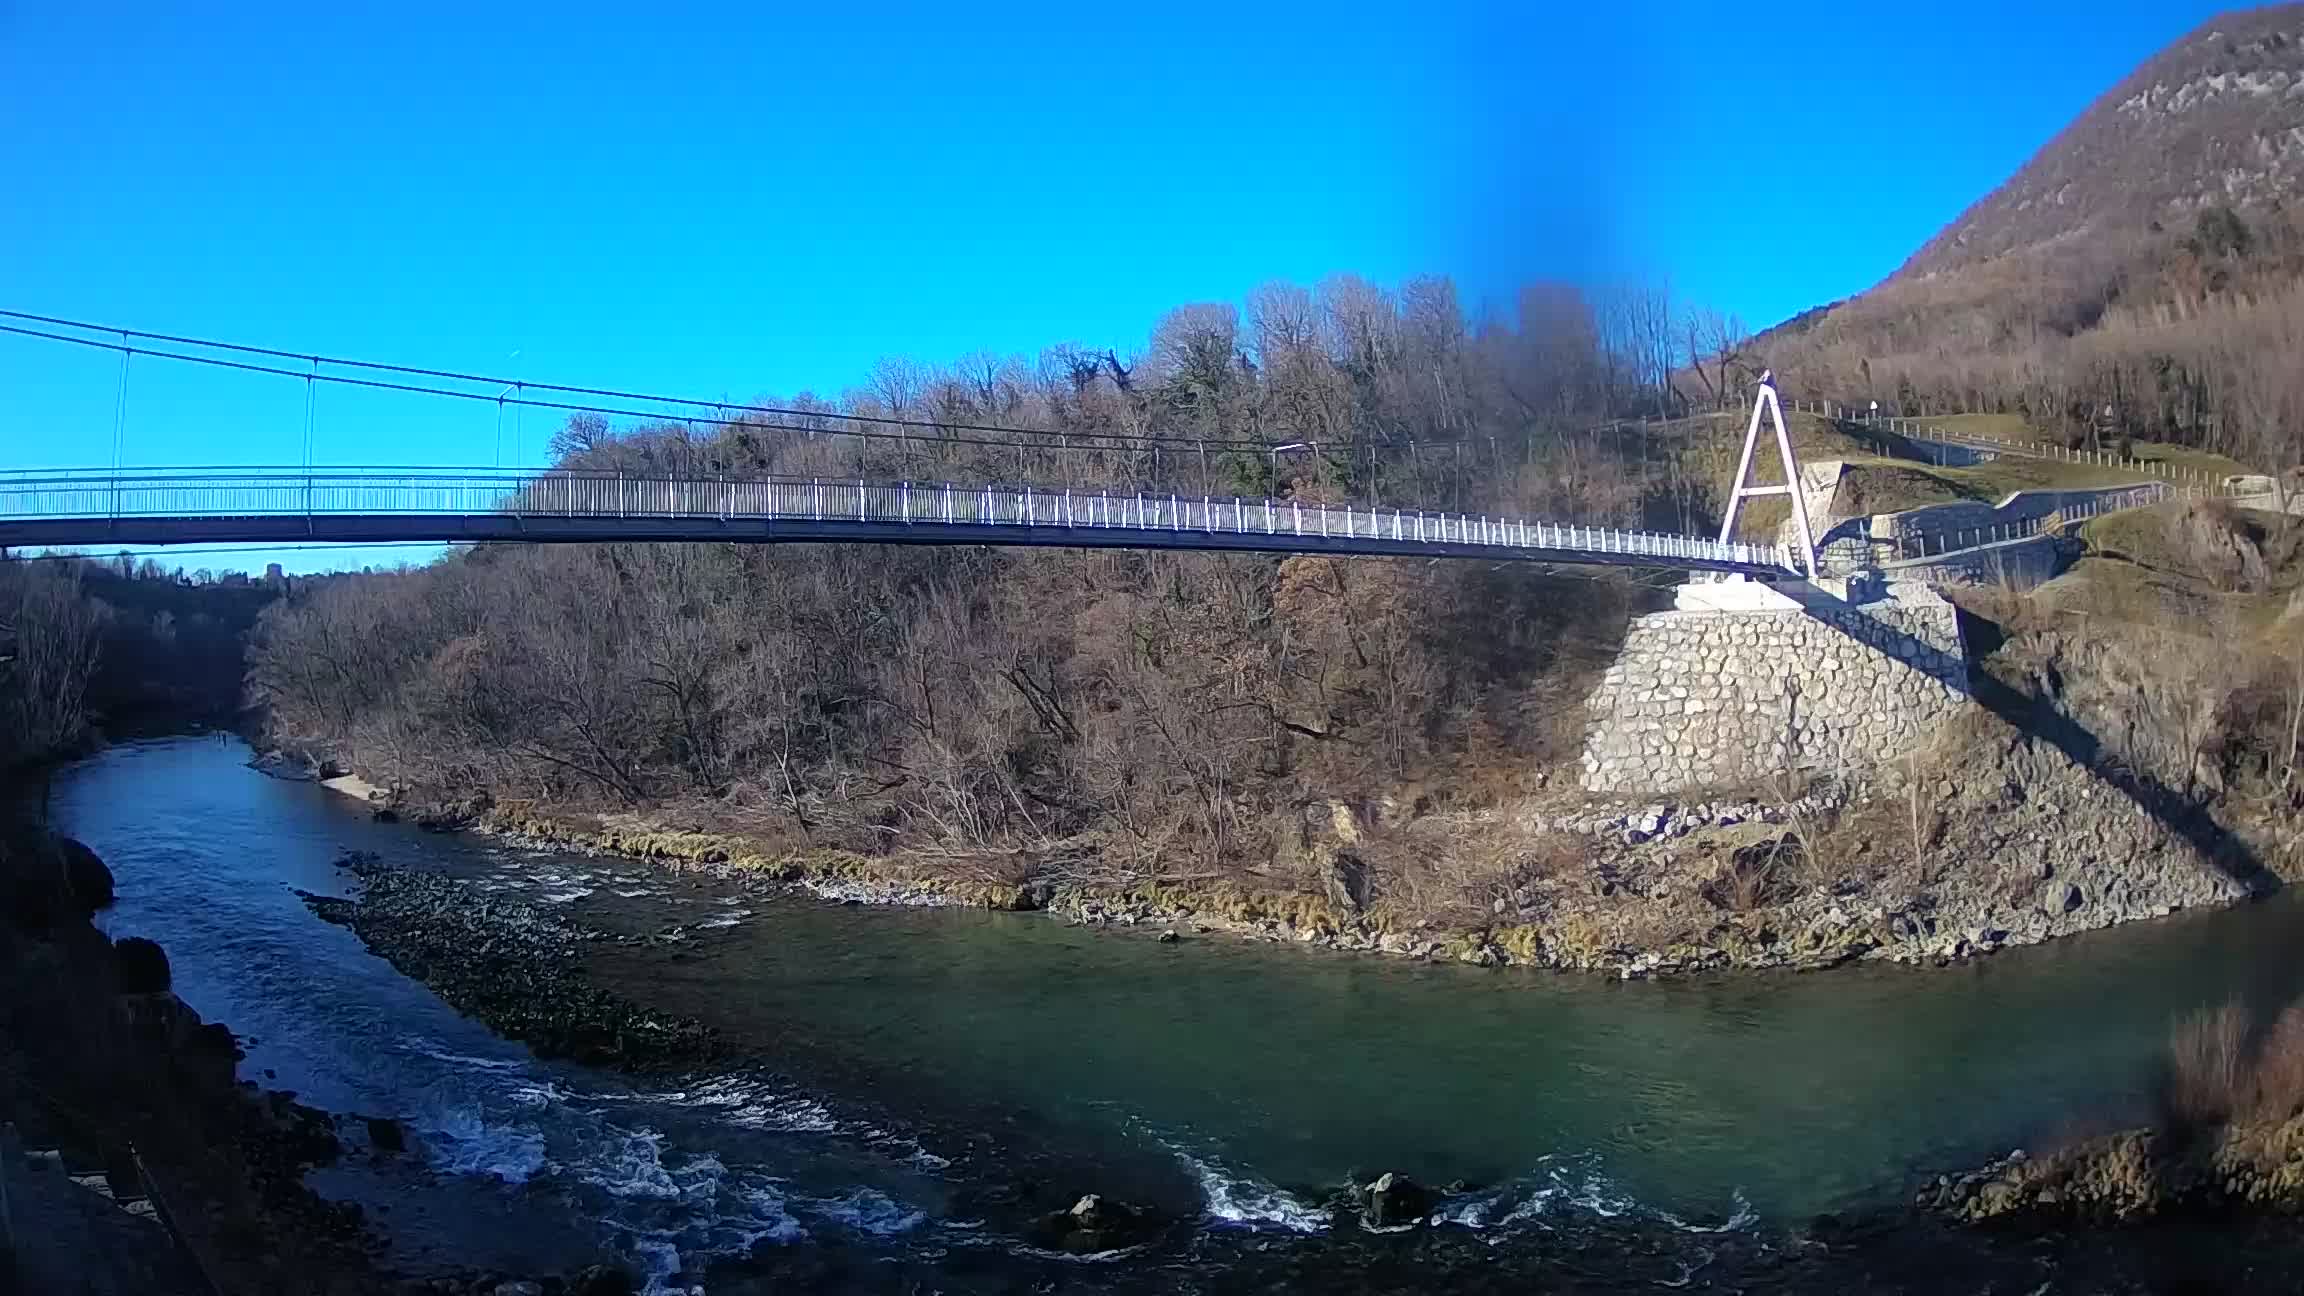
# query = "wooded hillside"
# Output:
<box><xmin>251</xmin><ymin>276</ymin><xmax>1686</xmax><ymax>886</ymax></box>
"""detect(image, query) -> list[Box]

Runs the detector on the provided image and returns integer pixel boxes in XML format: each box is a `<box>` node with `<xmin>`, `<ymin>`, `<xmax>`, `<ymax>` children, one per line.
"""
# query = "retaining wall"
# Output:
<box><xmin>1578</xmin><ymin>586</ymin><xmax>1968</xmax><ymax>795</ymax></box>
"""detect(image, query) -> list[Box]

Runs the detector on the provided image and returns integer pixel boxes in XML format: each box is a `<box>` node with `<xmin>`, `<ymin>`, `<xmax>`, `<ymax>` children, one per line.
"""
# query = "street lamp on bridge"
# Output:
<box><xmin>1269</xmin><ymin>441</ymin><xmax>1312</xmax><ymax>482</ymax></box>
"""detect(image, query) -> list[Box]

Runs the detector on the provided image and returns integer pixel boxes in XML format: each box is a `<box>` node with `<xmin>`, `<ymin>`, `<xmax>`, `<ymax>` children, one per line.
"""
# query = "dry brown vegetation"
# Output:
<box><xmin>0</xmin><ymin>559</ymin><xmax>274</xmax><ymax>771</ymax></box>
<box><xmin>251</xmin><ymin>276</ymin><xmax>1702</xmax><ymax>918</ymax></box>
<box><xmin>2163</xmin><ymin>995</ymin><xmax>2304</xmax><ymax>1135</ymax></box>
<box><xmin>1939</xmin><ymin>990</ymin><xmax>2304</xmax><ymax>1225</ymax></box>
<box><xmin>1946</xmin><ymin>499</ymin><xmax>2304</xmax><ymax>822</ymax></box>
<box><xmin>1749</xmin><ymin>217</ymin><xmax>2304</xmax><ymax>472</ymax></box>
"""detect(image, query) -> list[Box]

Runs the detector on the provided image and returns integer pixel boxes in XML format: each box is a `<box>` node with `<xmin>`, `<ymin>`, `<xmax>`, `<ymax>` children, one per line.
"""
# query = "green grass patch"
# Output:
<box><xmin>1901</xmin><ymin>414</ymin><xmax>2252</xmax><ymax>484</ymax></box>
<box><xmin>1647</xmin><ymin>409</ymin><xmax>2253</xmax><ymax>543</ymax></box>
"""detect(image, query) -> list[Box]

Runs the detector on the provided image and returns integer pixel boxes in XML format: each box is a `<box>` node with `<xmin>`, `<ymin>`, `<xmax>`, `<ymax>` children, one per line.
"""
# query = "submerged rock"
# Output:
<box><xmin>366</xmin><ymin>1115</ymin><xmax>408</xmax><ymax>1155</ymax></box>
<box><xmin>567</xmin><ymin>1263</ymin><xmax>638</xmax><ymax>1296</ymax></box>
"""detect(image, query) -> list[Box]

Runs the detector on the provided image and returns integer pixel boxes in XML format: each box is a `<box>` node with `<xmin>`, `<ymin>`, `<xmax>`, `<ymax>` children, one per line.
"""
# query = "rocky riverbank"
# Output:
<box><xmin>0</xmin><ymin>817</ymin><xmax>637</xmax><ymax>1296</ymax></box>
<box><xmin>236</xmin><ymin>846</ymin><xmax>2304</xmax><ymax>1292</ymax></box>
<box><xmin>300</xmin><ymin>853</ymin><xmax>722</xmax><ymax>1072</ymax></box>
<box><xmin>326</xmin><ymin>714</ymin><xmax>2261</xmax><ymax>982</ymax></box>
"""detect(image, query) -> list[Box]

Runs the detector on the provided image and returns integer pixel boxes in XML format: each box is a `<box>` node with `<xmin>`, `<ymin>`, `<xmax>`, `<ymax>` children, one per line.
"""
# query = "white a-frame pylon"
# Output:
<box><xmin>1716</xmin><ymin>373</ymin><xmax>1818</xmax><ymax>580</ymax></box>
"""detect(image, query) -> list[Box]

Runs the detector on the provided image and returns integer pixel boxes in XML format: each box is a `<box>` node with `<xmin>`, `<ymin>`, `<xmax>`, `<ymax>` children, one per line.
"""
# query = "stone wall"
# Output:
<box><xmin>1578</xmin><ymin>586</ymin><xmax>1968</xmax><ymax>794</ymax></box>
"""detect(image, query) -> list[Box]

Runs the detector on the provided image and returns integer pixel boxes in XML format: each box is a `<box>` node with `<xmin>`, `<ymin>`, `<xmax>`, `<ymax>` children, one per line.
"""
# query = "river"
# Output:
<box><xmin>48</xmin><ymin>736</ymin><xmax>2304</xmax><ymax>1291</ymax></box>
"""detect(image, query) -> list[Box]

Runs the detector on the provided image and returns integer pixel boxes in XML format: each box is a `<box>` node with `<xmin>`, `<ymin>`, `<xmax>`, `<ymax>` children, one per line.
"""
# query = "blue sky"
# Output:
<box><xmin>0</xmin><ymin>0</ymin><xmax>2241</xmax><ymax>570</ymax></box>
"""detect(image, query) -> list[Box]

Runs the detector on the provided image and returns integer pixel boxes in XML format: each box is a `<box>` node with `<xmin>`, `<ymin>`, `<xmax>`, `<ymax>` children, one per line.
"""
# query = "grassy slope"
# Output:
<box><xmin>1668</xmin><ymin>410</ymin><xmax>2184</xmax><ymax>537</ymax></box>
<box><xmin>2036</xmin><ymin>503</ymin><xmax>2304</xmax><ymax>635</ymax></box>
<box><xmin>1905</xmin><ymin>413</ymin><xmax>2252</xmax><ymax>482</ymax></box>
<box><xmin>1658</xmin><ymin>409</ymin><xmax>2253</xmax><ymax>541</ymax></box>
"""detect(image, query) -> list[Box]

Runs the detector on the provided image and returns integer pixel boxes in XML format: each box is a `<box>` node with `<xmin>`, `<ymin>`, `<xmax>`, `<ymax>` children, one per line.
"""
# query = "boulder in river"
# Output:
<box><xmin>1034</xmin><ymin>1193</ymin><xmax>1156</xmax><ymax>1253</ymax></box>
<box><xmin>1361</xmin><ymin>1171</ymin><xmax>1434</xmax><ymax>1228</ymax></box>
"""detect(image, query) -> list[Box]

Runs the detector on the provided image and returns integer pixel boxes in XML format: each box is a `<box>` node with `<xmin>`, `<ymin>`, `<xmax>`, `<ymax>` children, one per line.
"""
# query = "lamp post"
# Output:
<box><xmin>1270</xmin><ymin>441</ymin><xmax>1310</xmax><ymax>487</ymax></box>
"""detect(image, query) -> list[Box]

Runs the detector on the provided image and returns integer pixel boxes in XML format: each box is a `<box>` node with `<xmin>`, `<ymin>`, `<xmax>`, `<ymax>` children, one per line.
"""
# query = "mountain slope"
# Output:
<box><xmin>1748</xmin><ymin>7</ymin><xmax>2304</xmax><ymax>467</ymax></box>
<box><xmin>1901</xmin><ymin>5</ymin><xmax>2304</xmax><ymax>280</ymax></box>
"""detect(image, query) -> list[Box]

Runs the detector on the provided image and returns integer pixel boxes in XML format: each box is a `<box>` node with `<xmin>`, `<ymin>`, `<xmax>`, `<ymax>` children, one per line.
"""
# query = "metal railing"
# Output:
<box><xmin>1884</xmin><ymin>482</ymin><xmax>2176</xmax><ymax>563</ymax></box>
<box><xmin>0</xmin><ymin>466</ymin><xmax>1797</xmax><ymax>573</ymax></box>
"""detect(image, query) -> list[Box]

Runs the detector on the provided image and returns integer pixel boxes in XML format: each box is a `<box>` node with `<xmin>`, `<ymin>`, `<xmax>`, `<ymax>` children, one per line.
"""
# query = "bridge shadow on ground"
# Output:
<box><xmin>1791</xmin><ymin>597</ymin><xmax>2277</xmax><ymax>898</ymax></box>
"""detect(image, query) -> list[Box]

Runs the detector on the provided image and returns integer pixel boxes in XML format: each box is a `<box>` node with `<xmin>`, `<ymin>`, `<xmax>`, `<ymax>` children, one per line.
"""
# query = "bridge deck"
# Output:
<box><xmin>0</xmin><ymin>469</ymin><xmax>1792</xmax><ymax>575</ymax></box>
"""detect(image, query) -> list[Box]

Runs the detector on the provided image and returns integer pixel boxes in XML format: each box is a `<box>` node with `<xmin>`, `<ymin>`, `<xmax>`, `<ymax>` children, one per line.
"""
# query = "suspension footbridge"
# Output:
<box><xmin>0</xmin><ymin>313</ymin><xmax>1807</xmax><ymax>577</ymax></box>
<box><xmin>0</xmin><ymin>468</ymin><xmax>1793</xmax><ymax>574</ymax></box>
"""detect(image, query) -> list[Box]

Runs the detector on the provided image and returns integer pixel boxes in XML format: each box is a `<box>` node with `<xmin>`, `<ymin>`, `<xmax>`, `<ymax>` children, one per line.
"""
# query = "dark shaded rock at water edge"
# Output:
<box><xmin>2</xmin><ymin>832</ymin><xmax>117</xmax><ymax>929</ymax></box>
<box><xmin>1360</xmin><ymin>1171</ymin><xmax>1434</xmax><ymax>1228</ymax></box>
<box><xmin>366</xmin><ymin>1115</ymin><xmax>408</xmax><ymax>1155</ymax></box>
<box><xmin>58</xmin><ymin>834</ymin><xmax>116</xmax><ymax>911</ymax></box>
<box><xmin>1030</xmin><ymin>1193</ymin><xmax>1161</xmax><ymax>1254</ymax></box>
<box><xmin>116</xmin><ymin>934</ymin><xmax>172</xmax><ymax>992</ymax></box>
<box><xmin>568</xmin><ymin>1264</ymin><xmax>638</xmax><ymax>1296</ymax></box>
